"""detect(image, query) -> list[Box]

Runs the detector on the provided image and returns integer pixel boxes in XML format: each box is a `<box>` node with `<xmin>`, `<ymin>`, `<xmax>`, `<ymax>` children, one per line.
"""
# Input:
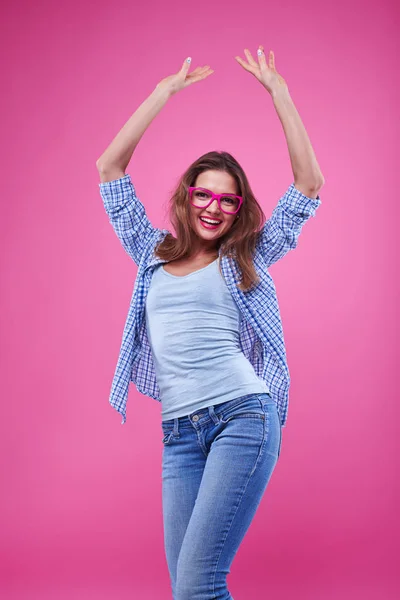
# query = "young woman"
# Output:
<box><xmin>97</xmin><ymin>45</ymin><xmax>324</xmax><ymax>600</ymax></box>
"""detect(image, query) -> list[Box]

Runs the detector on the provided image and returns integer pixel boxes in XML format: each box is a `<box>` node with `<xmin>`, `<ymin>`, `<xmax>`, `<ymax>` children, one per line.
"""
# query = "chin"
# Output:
<box><xmin>197</xmin><ymin>227</ymin><xmax>224</xmax><ymax>239</ymax></box>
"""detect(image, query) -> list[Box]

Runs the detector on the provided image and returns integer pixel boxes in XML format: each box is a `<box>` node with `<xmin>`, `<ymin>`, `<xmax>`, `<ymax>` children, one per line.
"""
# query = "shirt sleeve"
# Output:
<box><xmin>99</xmin><ymin>173</ymin><xmax>162</xmax><ymax>266</ymax></box>
<box><xmin>256</xmin><ymin>182</ymin><xmax>322</xmax><ymax>268</ymax></box>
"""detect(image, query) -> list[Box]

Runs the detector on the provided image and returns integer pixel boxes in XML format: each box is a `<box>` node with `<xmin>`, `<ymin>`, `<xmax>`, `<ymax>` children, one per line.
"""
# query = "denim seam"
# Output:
<box><xmin>249</xmin><ymin>406</ymin><xmax>269</xmax><ymax>477</ymax></box>
<box><xmin>195</xmin><ymin>425</ymin><xmax>209</xmax><ymax>459</ymax></box>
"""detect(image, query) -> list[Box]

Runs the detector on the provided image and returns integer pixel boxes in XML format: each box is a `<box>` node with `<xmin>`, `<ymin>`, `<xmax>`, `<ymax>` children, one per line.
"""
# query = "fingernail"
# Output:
<box><xmin>257</xmin><ymin>49</ymin><xmax>263</xmax><ymax>56</ymax></box>
<box><xmin>187</xmin><ymin>57</ymin><xmax>191</xmax><ymax>63</ymax></box>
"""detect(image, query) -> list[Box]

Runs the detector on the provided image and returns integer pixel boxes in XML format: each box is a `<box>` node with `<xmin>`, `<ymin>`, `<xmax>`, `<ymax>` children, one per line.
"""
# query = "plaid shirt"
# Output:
<box><xmin>99</xmin><ymin>174</ymin><xmax>321</xmax><ymax>427</ymax></box>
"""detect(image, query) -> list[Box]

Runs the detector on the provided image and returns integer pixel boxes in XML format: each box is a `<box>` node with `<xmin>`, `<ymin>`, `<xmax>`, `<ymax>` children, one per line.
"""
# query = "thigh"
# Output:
<box><xmin>176</xmin><ymin>397</ymin><xmax>281</xmax><ymax>598</ymax></box>
<box><xmin>161</xmin><ymin>422</ymin><xmax>207</xmax><ymax>592</ymax></box>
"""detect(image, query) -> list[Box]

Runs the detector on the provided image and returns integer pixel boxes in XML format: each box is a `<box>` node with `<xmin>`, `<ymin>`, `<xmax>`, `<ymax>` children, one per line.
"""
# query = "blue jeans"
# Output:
<box><xmin>161</xmin><ymin>392</ymin><xmax>282</xmax><ymax>600</ymax></box>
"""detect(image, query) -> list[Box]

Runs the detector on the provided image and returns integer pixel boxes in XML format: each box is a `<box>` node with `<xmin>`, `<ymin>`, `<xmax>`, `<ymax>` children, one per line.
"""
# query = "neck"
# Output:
<box><xmin>189</xmin><ymin>239</ymin><xmax>220</xmax><ymax>259</ymax></box>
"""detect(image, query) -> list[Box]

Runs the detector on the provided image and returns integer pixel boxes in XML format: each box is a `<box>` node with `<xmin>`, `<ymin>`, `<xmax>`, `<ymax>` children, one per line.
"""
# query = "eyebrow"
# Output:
<box><xmin>196</xmin><ymin>187</ymin><xmax>237</xmax><ymax>195</ymax></box>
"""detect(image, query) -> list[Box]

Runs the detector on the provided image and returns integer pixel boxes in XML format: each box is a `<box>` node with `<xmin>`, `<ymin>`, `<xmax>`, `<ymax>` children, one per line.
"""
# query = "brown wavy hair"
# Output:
<box><xmin>155</xmin><ymin>150</ymin><xmax>267</xmax><ymax>293</ymax></box>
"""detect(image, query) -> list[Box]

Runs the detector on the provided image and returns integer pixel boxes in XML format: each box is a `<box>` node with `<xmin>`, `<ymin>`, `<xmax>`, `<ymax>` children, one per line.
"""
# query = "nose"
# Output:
<box><xmin>205</xmin><ymin>199</ymin><xmax>222</xmax><ymax>214</ymax></box>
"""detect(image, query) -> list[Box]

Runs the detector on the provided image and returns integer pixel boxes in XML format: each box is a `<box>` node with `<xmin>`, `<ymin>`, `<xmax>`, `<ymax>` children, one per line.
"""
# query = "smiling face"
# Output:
<box><xmin>188</xmin><ymin>170</ymin><xmax>239</xmax><ymax>253</ymax></box>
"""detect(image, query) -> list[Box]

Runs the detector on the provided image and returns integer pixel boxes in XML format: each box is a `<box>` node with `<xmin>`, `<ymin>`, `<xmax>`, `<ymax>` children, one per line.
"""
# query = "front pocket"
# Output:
<box><xmin>219</xmin><ymin>396</ymin><xmax>266</xmax><ymax>424</ymax></box>
<box><xmin>216</xmin><ymin>409</ymin><xmax>269</xmax><ymax>478</ymax></box>
<box><xmin>219</xmin><ymin>411</ymin><xmax>265</xmax><ymax>425</ymax></box>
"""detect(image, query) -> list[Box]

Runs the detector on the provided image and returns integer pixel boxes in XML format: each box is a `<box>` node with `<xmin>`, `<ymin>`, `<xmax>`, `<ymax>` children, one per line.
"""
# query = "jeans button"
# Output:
<box><xmin>192</xmin><ymin>415</ymin><xmax>199</xmax><ymax>422</ymax></box>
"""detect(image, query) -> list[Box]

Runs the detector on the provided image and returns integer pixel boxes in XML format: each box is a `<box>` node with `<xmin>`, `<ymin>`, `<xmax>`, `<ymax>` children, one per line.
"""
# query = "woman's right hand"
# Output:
<box><xmin>156</xmin><ymin>58</ymin><xmax>214</xmax><ymax>96</ymax></box>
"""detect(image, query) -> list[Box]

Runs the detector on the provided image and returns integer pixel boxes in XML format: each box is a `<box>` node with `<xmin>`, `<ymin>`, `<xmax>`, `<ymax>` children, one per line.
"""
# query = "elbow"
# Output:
<box><xmin>96</xmin><ymin>158</ymin><xmax>107</xmax><ymax>171</ymax></box>
<box><xmin>314</xmin><ymin>175</ymin><xmax>325</xmax><ymax>189</ymax></box>
<box><xmin>96</xmin><ymin>159</ymin><xmax>126</xmax><ymax>181</ymax></box>
<box><xmin>96</xmin><ymin>157</ymin><xmax>116</xmax><ymax>171</ymax></box>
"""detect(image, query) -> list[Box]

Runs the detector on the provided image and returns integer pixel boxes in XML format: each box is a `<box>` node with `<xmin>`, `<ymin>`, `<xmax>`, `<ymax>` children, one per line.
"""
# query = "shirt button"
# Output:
<box><xmin>192</xmin><ymin>415</ymin><xmax>199</xmax><ymax>422</ymax></box>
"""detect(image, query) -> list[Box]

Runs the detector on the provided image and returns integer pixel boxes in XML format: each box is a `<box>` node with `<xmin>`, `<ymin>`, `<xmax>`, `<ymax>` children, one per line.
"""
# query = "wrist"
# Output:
<box><xmin>154</xmin><ymin>81</ymin><xmax>174</xmax><ymax>100</ymax></box>
<box><xmin>271</xmin><ymin>86</ymin><xmax>291</xmax><ymax>107</ymax></box>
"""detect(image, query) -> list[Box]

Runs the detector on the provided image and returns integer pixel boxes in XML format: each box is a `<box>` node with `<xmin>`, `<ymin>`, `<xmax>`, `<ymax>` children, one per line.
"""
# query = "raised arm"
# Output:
<box><xmin>96</xmin><ymin>57</ymin><xmax>214</xmax><ymax>264</ymax></box>
<box><xmin>96</xmin><ymin>83</ymin><xmax>172</xmax><ymax>180</ymax></box>
<box><xmin>97</xmin><ymin>83</ymin><xmax>173</xmax><ymax>265</ymax></box>
<box><xmin>235</xmin><ymin>46</ymin><xmax>325</xmax><ymax>267</ymax></box>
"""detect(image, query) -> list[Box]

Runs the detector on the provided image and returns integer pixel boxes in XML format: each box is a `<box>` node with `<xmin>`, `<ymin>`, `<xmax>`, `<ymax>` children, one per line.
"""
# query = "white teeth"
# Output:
<box><xmin>200</xmin><ymin>217</ymin><xmax>221</xmax><ymax>225</ymax></box>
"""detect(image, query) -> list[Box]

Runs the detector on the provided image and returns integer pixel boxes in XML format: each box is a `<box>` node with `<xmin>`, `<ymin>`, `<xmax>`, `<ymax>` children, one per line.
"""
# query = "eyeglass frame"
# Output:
<box><xmin>188</xmin><ymin>186</ymin><xmax>243</xmax><ymax>215</ymax></box>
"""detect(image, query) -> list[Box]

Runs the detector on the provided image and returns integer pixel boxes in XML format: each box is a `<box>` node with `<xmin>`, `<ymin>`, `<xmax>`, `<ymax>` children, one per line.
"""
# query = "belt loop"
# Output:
<box><xmin>173</xmin><ymin>418</ymin><xmax>179</xmax><ymax>437</ymax></box>
<box><xmin>208</xmin><ymin>405</ymin><xmax>220</xmax><ymax>425</ymax></box>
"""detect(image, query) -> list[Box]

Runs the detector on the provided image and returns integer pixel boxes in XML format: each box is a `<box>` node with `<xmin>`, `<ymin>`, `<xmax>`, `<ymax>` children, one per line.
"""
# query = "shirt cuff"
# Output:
<box><xmin>278</xmin><ymin>182</ymin><xmax>322</xmax><ymax>224</ymax></box>
<box><xmin>98</xmin><ymin>173</ymin><xmax>135</xmax><ymax>214</ymax></box>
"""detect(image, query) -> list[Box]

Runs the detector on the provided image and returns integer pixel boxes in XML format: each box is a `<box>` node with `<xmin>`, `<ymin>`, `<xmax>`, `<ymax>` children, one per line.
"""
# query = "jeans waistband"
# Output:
<box><xmin>161</xmin><ymin>392</ymin><xmax>274</xmax><ymax>431</ymax></box>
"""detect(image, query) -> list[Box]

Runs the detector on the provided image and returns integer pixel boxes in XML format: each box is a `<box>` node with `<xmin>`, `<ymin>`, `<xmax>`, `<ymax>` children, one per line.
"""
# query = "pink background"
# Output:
<box><xmin>1</xmin><ymin>0</ymin><xmax>399</xmax><ymax>598</ymax></box>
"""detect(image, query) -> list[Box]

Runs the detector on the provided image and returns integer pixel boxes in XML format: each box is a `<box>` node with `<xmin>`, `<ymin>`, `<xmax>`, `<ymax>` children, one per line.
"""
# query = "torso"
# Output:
<box><xmin>162</xmin><ymin>254</ymin><xmax>218</xmax><ymax>277</ymax></box>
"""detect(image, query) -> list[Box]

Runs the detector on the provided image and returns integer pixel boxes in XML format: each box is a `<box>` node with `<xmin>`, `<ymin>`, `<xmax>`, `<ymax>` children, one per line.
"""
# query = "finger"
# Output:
<box><xmin>269</xmin><ymin>50</ymin><xmax>275</xmax><ymax>69</ymax></box>
<box><xmin>180</xmin><ymin>56</ymin><xmax>192</xmax><ymax>74</ymax></box>
<box><xmin>243</xmin><ymin>48</ymin><xmax>258</xmax><ymax>68</ymax></box>
<box><xmin>182</xmin><ymin>63</ymin><xmax>210</xmax><ymax>80</ymax></box>
<box><xmin>194</xmin><ymin>65</ymin><xmax>212</xmax><ymax>73</ymax></box>
<box><xmin>257</xmin><ymin>45</ymin><xmax>268</xmax><ymax>69</ymax></box>
<box><xmin>186</xmin><ymin>69</ymin><xmax>214</xmax><ymax>85</ymax></box>
<box><xmin>188</xmin><ymin>65</ymin><xmax>208</xmax><ymax>76</ymax></box>
<box><xmin>235</xmin><ymin>56</ymin><xmax>256</xmax><ymax>74</ymax></box>
<box><xmin>189</xmin><ymin>66</ymin><xmax>213</xmax><ymax>78</ymax></box>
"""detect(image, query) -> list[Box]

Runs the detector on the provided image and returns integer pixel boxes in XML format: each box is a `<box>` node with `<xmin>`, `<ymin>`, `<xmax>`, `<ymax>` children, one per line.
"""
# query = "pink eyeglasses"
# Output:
<box><xmin>188</xmin><ymin>187</ymin><xmax>243</xmax><ymax>215</ymax></box>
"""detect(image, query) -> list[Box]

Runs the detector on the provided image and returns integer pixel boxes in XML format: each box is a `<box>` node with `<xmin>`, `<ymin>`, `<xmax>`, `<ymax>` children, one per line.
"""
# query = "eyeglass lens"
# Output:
<box><xmin>191</xmin><ymin>189</ymin><xmax>239</xmax><ymax>214</ymax></box>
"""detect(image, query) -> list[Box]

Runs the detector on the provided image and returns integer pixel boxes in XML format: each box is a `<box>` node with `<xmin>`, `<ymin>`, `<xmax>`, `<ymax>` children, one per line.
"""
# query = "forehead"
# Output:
<box><xmin>195</xmin><ymin>170</ymin><xmax>237</xmax><ymax>194</ymax></box>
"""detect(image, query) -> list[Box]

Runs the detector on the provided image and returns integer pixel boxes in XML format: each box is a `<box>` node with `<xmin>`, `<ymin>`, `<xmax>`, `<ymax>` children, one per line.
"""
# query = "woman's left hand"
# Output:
<box><xmin>235</xmin><ymin>45</ymin><xmax>288</xmax><ymax>96</ymax></box>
